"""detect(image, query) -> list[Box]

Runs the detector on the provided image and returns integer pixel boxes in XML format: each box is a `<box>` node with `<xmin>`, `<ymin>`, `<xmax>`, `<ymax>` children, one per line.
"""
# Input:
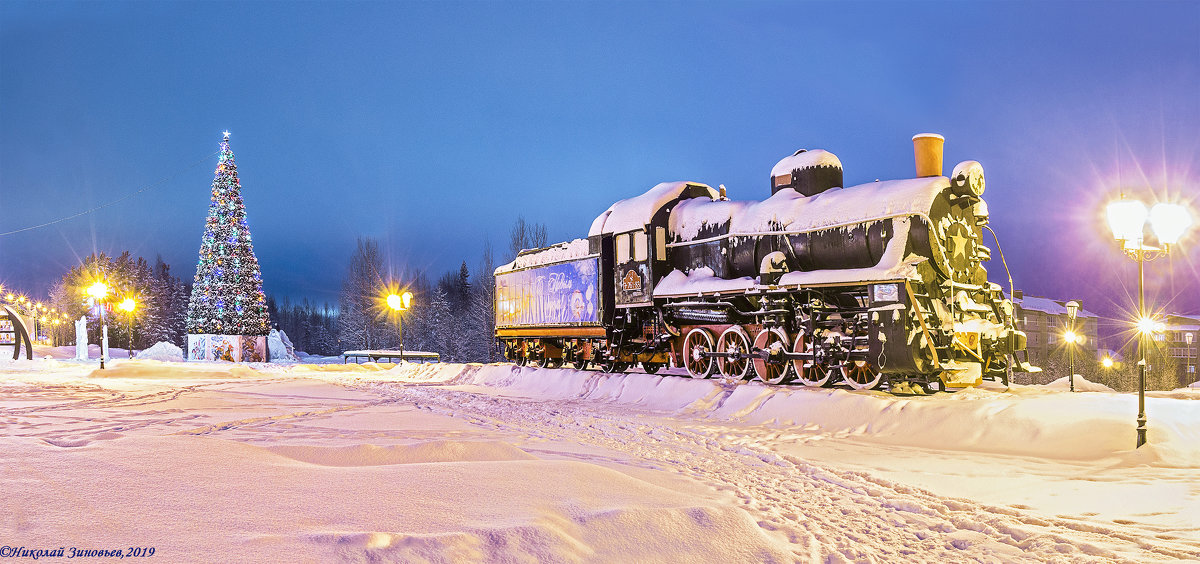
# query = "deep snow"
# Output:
<box><xmin>2</xmin><ymin>351</ymin><xmax>1198</xmax><ymax>562</ymax></box>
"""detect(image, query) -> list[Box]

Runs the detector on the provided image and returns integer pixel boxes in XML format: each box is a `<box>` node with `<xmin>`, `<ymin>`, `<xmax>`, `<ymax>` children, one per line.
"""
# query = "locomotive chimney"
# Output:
<box><xmin>770</xmin><ymin>149</ymin><xmax>843</xmax><ymax>197</ymax></box>
<box><xmin>912</xmin><ymin>133</ymin><xmax>945</xmax><ymax>177</ymax></box>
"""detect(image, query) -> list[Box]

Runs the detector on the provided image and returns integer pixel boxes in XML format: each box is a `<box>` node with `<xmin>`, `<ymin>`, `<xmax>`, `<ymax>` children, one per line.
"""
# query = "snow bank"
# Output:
<box><xmin>352</xmin><ymin>364</ymin><xmax>1200</xmax><ymax>468</ymax></box>
<box><xmin>135</xmin><ymin>341</ymin><xmax>184</xmax><ymax>362</ymax></box>
<box><xmin>89</xmin><ymin>360</ymin><xmax>261</xmax><ymax>379</ymax></box>
<box><xmin>266</xmin><ymin>440</ymin><xmax>537</xmax><ymax>466</ymax></box>
<box><xmin>1039</xmin><ymin>375</ymin><xmax>1115</xmax><ymax>392</ymax></box>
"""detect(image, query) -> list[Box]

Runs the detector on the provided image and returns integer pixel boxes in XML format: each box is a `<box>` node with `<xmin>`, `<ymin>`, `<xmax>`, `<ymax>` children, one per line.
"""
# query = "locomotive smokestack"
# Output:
<box><xmin>912</xmin><ymin>133</ymin><xmax>944</xmax><ymax>177</ymax></box>
<box><xmin>770</xmin><ymin>149</ymin><xmax>843</xmax><ymax>197</ymax></box>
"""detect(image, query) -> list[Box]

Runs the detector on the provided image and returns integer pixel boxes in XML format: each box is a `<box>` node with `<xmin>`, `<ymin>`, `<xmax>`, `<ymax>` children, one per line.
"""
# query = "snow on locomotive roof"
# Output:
<box><xmin>769</xmin><ymin>149</ymin><xmax>842</xmax><ymax>177</ymax></box>
<box><xmin>589</xmin><ymin>181</ymin><xmax>719</xmax><ymax>237</ymax></box>
<box><xmin>494</xmin><ymin>238</ymin><xmax>591</xmax><ymax>275</ymax></box>
<box><xmin>670</xmin><ymin>176</ymin><xmax>951</xmax><ymax>242</ymax></box>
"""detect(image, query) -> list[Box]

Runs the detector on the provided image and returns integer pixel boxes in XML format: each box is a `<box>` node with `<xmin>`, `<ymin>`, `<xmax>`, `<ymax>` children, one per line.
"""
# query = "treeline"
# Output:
<box><xmin>266</xmin><ymin>217</ymin><xmax>547</xmax><ymax>360</ymax></box>
<box><xmin>48</xmin><ymin>252</ymin><xmax>190</xmax><ymax>349</ymax></box>
<box><xmin>45</xmin><ymin>218</ymin><xmax>547</xmax><ymax>362</ymax></box>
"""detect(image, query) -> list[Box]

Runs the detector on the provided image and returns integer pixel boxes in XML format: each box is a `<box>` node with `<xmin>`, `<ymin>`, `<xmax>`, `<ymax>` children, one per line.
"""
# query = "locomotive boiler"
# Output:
<box><xmin>494</xmin><ymin>134</ymin><xmax>1029</xmax><ymax>392</ymax></box>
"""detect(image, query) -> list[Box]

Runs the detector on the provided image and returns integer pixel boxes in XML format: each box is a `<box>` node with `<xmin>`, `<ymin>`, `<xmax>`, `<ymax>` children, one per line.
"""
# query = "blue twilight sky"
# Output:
<box><xmin>1</xmin><ymin>1</ymin><xmax>1198</xmax><ymax>320</ymax></box>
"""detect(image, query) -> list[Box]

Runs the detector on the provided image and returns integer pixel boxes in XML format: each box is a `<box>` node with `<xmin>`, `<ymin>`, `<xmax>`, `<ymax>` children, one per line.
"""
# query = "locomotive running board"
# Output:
<box><xmin>496</xmin><ymin>327</ymin><xmax>607</xmax><ymax>338</ymax></box>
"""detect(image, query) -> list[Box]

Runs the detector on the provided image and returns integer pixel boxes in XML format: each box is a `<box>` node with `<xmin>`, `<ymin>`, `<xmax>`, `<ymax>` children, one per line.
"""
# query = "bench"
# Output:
<box><xmin>342</xmin><ymin>350</ymin><xmax>441</xmax><ymax>364</ymax></box>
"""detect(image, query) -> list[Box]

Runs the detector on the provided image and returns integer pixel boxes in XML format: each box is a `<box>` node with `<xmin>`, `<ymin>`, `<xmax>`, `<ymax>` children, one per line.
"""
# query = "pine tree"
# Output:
<box><xmin>185</xmin><ymin>132</ymin><xmax>270</xmax><ymax>336</ymax></box>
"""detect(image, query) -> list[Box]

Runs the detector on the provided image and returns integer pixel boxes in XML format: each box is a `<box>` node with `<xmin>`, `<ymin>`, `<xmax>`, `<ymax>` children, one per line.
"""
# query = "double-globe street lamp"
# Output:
<box><xmin>387</xmin><ymin>291</ymin><xmax>414</xmax><ymax>360</ymax></box>
<box><xmin>1105</xmin><ymin>195</ymin><xmax>1192</xmax><ymax>448</ymax></box>
<box><xmin>85</xmin><ymin>281</ymin><xmax>109</xmax><ymax>369</ymax></box>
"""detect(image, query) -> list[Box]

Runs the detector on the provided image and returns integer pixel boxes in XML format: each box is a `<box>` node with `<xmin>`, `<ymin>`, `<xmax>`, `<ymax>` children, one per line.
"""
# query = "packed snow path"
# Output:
<box><xmin>357</xmin><ymin>369</ymin><xmax>1200</xmax><ymax>563</ymax></box>
<box><xmin>3</xmin><ymin>358</ymin><xmax>1199</xmax><ymax>562</ymax></box>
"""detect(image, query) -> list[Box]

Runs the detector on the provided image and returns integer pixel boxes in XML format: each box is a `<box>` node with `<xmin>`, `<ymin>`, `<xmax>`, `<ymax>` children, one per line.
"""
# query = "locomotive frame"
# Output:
<box><xmin>494</xmin><ymin>136</ymin><xmax>1030</xmax><ymax>392</ymax></box>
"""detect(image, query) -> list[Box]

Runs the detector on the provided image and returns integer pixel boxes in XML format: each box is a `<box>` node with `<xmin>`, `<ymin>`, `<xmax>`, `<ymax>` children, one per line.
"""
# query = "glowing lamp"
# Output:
<box><xmin>1150</xmin><ymin>203</ymin><xmax>1191</xmax><ymax>246</ymax></box>
<box><xmin>387</xmin><ymin>291</ymin><xmax>413</xmax><ymax>312</ymax></box>
<box><xmin>1137</xmin><ymin>317</ymin><xmax>1156</xmax><ymax>335</ymax></box>
<box><xmin>1063</xmin><ymin>330</ymin><xmax>1078</xmax><ymax>344</ymax></box>
<box><xmin>1107</xmin><ymin>198</ymin><xmax>1148</xmax><ymax>243</ymax></box>
<box><xmin>86</xmin><ymin>282</ymin><xmax>109</xmax><ymax>300</ymax></box>
<box><xmin>119</xmin><ymin>298</ymin><xmax>137</xmax><ymax>313</ymax></box>
<box><xmin>1102</xmin><ymin>357</ymin><xmax>1114</xmax><ymax>368</ymax></box>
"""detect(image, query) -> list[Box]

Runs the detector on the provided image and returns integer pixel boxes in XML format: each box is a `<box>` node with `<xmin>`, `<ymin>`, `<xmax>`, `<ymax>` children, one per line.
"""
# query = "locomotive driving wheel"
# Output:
<box><xmin>683</xmin><ymin>328</ymin><xmax>716</xmax><ymax>379</ymax></box>
<box><xmin>792</xmin><ymin>331</ymin><xmax>833</xmax><ymax>387</ymax></box>
<box><xmin>752</xmin><ymin>328</ymin><xmax>793</xmax><ymax>385</ymax></box>
<box><xmin>841</xmin><ymin>360</ymin><xmax>882</xmax><ymax>390</ymax></box>
<box><xmin>642</xmin><ymin>361</ymin><xmax>663</xmax><ymax>374</ymax></box>
<box><xmin>717</xmin><ymin>326</ymin><xmax>752</xmax><ymax>382</ymax></box>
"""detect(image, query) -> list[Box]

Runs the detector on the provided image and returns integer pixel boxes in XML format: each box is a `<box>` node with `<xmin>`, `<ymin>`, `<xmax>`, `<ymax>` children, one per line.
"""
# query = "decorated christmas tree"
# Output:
<box><xmin>185</xmin><ymin>132</ymin><xmax>270</xmax><ymax>361</ymax></box>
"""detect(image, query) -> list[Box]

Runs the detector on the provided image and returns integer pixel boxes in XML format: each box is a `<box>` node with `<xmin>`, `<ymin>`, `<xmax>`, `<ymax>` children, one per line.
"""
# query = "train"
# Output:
<box><xmin>494</xmin><ymin>134</ymin><xmax>1030</xmax><ymax>392</ymax></box>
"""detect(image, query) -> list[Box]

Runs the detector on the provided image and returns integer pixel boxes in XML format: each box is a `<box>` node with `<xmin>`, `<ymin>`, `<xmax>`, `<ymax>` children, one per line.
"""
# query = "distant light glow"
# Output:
<box><xmin>1102</xmin><ymin>357</ymin><xmax>1114</xmax><ymax>368</ymax></box>
<box><xmin>1063</xmin><ymin>330</ymin><xmax>1079</xmax><ymax>344</ymax></box>
<box><xmin>118</xmin><ymin>298</ymin><xmax>137</xmax><ymax>312</ymax></box>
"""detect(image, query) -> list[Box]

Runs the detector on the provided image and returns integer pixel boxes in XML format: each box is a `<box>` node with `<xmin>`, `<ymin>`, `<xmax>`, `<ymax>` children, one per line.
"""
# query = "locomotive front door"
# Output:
<box><xmin>614</xmin><ymin>229</ymin><xmax>652</xmax><ymax>307</ymax></box>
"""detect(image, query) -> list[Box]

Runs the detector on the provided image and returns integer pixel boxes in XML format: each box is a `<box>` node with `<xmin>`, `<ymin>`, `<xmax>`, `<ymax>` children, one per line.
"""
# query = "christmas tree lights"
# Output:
<box><xmin>185</xmin><ymin>132</ymin><xmax>270</xmax><ymax>345</ymax></box>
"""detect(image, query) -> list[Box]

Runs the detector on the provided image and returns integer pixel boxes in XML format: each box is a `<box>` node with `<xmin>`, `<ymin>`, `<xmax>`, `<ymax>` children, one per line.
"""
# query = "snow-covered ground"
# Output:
<box><xmin>2</xmin><ymin>347</ymin><xmax>1199</xmax><ymax>562</ymax></box>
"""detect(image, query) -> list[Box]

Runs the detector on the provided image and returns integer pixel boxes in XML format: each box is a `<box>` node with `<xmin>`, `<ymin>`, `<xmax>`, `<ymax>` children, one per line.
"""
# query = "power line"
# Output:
<box><xmin>0</xmin><ymin>149</ymin><xmax>220</xmax><ymax>237</ymax></box>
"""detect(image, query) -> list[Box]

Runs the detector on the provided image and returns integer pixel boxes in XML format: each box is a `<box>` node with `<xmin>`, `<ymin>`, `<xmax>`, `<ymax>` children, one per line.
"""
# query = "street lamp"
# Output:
<box><xmin>1064</xmin><ymin>300</ymin><xmax>1080</xmax><ymax>392</ymax></box>
<box><xmin>1102</xmin><ymin>356</ymin><xmax>1114</xmax><ymax>369</ymax></box>
<box><xmin>1106</xmin><ymin>195</ymin><xmax>1193</xmax><ymax>448</ymax></box>
<box><xmin>387</xmin><ymin>291</ymin><xmax>414</xmax><ymax>360</ymax></box>
<box><xmin>118</xmin><ymin>297</ymin><xmax>137</xmax><ymax>358</ymax></box>
<box><xmin>1187</xmin><ymin>332</ymin><xmax>1195</xmax><ymax>385</ymax></box>
<box><xmin>86</xmin><ymin>281</ymin><xmax>109</xmax><ymax>369</ymax></box>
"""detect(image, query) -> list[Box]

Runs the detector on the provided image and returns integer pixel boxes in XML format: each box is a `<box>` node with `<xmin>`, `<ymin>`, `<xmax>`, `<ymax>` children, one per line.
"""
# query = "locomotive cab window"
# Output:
<box><xmin>655</xmin><ymin>227</ymin><xmax>666</xmax><ymax>261</ymax></box>
<box><xmin>633</xmin><ymin>231</ymin><xmax>648</xmax><ymax>262</ymax></box>
<box><xmin>616</xmin><ymin>233</ymin><xmax>631</xmax><ymax>263</ymax></box>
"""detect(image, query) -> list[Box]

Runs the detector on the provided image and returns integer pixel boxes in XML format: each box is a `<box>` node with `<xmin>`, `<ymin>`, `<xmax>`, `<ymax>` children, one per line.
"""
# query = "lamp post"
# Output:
<box><xmin>387</xmin><ymin>291</ymin><xmax>413</xmax><ymax>360</ymax></box>
<box><xmin>118</xmin><ymin>298</ymin><xmax>137</xmax><ymax>358</ymax></box>
<box><xmin>1106</xmin><ymin>196</ymin><xmax>1192</xmax><ymax>448</ymax></box>
<box><xmin>1064</xmin><ymin>300</ymin><xmax>1080</xmax><ymax>392</ymax></box>
<box><xmin>86</xmin><ymin>281</ymin><xmax>109</xmax><ymax>369</ymax></box>
<box><xmin>1187</xmin><ymin>332</ymin><xmax>1195</xmax><ymax>385</ymax></box>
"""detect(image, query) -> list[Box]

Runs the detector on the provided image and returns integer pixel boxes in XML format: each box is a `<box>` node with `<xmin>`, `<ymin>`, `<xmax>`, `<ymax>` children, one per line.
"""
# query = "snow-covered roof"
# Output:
<box><xmin>1012</xmin><ymin>295</ymin><xmax>1098</xmax><ymax>318</ymax></box>
<box><xmin>670</xmin><ymin>176</ymin><xmax>950</xmax><ymax>242</ymax></box>
<box><xmin>770</xmin><ymin>149</ymin><xmax>842</xmax><ymax>177</ymax></box>
<box><xmin>494</xmin><ymin>238</ymin><xmax>592</xmax><ymax>275</ymax></box>
<box><xmin>588</xmin><ymin>181</ymin><xmax>718</xmax><ymax>237</ymax></box>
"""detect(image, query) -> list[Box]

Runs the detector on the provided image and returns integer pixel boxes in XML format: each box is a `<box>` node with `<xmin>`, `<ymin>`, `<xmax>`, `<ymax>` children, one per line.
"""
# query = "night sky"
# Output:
<box><xmin>2</xmin><ymin>1</ymin><xmax>1197</xmax><ymax>321</ymax></box>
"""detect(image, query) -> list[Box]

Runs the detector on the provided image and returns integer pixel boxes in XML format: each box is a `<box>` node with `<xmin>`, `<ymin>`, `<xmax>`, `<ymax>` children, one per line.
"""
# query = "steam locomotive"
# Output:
<box><xmin>494</xmin><ymin>135</ymin><xmax>1029</xmax><ymax>392</ymax></box>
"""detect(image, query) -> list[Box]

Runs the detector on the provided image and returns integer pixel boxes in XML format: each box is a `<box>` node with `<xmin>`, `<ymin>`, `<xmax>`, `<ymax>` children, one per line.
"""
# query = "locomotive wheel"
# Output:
<box><xmin>841</xmin><ymin>360</ymin><xmax>882</xmax><ymax>390</ymax></box>
<box><xmin>599</xmin><ymin>359</ymin><xmax>628</xmax><ymax>373</ymax></box>
<box><xmin>642</xmin><ymin>362</ymin><xmax>663</xmax><ymax>374</ymax></box>
<box><xmin>683</xmin><ymin>328</ymin><xmax>716</xmax><ymax>379</ymax></box>
<box><xmin>717</xmin><ymin>326</ymin><xmax>752</xmax><ymax>382</ymax></box>
<box><xmin>573</xmin><ymin>357</ymin><xmax>590</xmax><ymax>370</ymax></box>
<box><xmin>792</xmin><ymin>331</ymin><xmax>833</xmax><ymax>387</ymax></box>
<box><xmin>513</xmin><ymin>341</ymin><xmax>528</xmax><ymax>367</ymax></box>
<box><xmin>752</xmin><ymin>328</ymin><xmax>794</xmax><ymax>385</ymax></box>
